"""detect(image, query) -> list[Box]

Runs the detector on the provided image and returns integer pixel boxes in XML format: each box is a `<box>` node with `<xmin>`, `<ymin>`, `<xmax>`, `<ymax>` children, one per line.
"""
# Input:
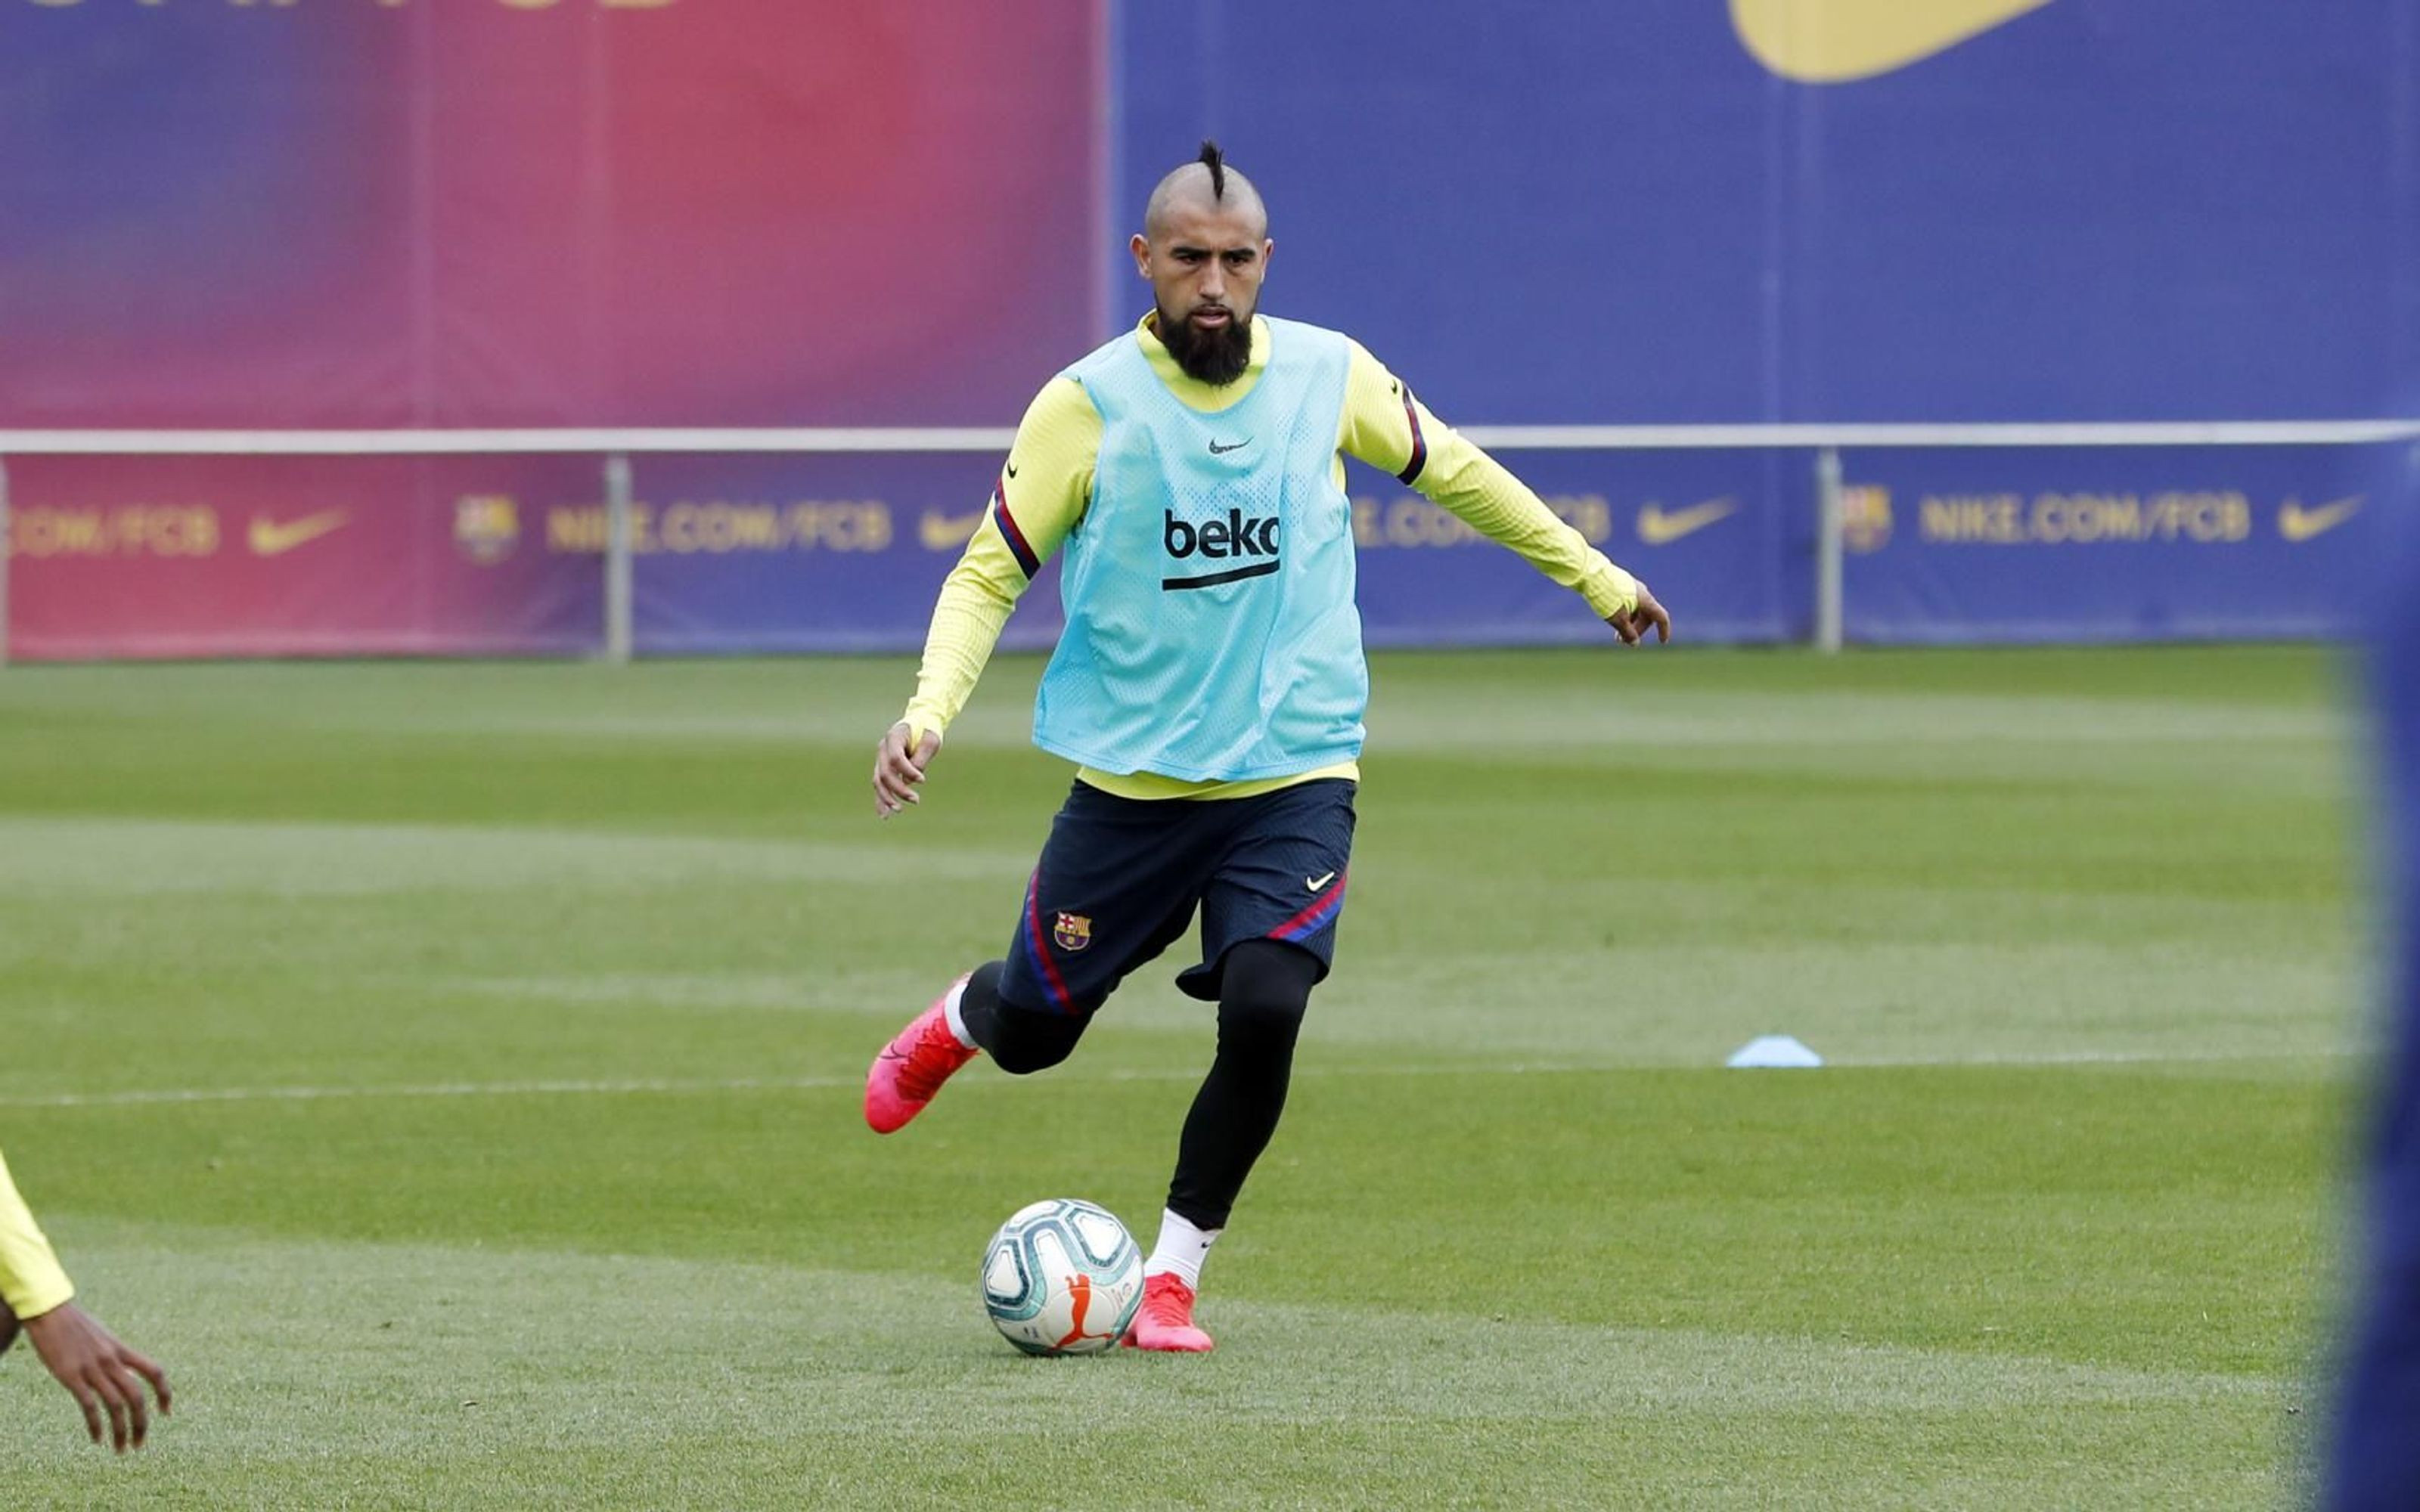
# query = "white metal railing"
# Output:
<box><xmin>4</xmin><ymin>421</ymin><xmax>2415</xmax><ymax>665</ymax></box>
<box><xmin>3</xmin><ymin>421</ymin><xmax>2417</xmax><ymax>454</ymax></box>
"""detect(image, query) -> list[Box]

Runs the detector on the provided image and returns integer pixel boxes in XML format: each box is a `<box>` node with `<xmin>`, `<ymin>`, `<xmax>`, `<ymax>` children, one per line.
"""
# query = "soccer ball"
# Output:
<box><xmin>979</xmin><ymin>1198</ymin><xmax>1145</xmax><ymax>1356</ymax></box>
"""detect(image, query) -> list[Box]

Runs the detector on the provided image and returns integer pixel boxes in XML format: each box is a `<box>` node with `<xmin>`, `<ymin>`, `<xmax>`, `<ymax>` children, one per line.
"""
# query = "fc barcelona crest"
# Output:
<box><xmin>453</xmin><ymin>494</ymin><xmax>521</xmax><ymax>565</ymax></box>
<box><xmin>1840</xmin><ymin>485</ymin><xmax>1893</xmax><ymax>555</ymax></box>
<box><xmin>1053</xmin><ymin>912</ymin><xmax>1094</xmax><ymax>952</ymax></box>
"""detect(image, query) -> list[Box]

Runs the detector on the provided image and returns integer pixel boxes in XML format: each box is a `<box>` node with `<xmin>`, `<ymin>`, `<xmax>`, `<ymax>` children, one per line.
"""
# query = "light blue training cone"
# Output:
<box><xmin>1726</xmin><ymin>1034</ymin><xmax>1824</xmax><ymax>1068</ymax></box>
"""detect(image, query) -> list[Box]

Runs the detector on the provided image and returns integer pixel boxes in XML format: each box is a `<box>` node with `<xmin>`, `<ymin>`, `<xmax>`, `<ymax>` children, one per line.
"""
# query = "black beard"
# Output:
<box><xmin>1156</xmin><ymin>305</ymin><xmax>1253</xmax><ymax>386</ymax></box>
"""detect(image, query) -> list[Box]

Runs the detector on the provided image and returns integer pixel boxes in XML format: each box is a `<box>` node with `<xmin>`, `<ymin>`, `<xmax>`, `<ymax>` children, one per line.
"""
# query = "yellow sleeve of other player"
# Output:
<box><xmin>0</xmin><ymin>1145</ymin><xmax>74</xmax><ymax>1321</ymax></box>
<box><xmin>1336</xmin><ymin>340</ymin><xmax>1640</xmax><ymax>621</ymax></box>
<box><xmin>899</xmin><ymin>377</ymin><xmax>1101</xmax><ymax>747</ymax></box>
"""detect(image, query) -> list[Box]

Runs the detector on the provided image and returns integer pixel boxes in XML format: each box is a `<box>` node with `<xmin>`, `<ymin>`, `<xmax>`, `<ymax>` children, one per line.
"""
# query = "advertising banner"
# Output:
<box><xmin>1346</xmin><ymin>450</ymin><xmax>1807</xmax><ymax>648</ymax></box>
<box><xmin>1836</xmin><ymin>446</ymin><xmax>2396</xmax><ymax>643</ymax></box>
<box><xmin>7</xmin><ymin>447</ymin><xmax>1818</xmax><ymax>660</ymax></box>
<box><xmin>615</xmin><ymin>448</ymin><xmax>1805</xmax><ymax>655</ymax></box>
<box><xmin>5</xmin><ymin>457</ymin><xmax>601</xmax><ymax>660</ymax></box>
<box><xmin>16</xmin><ymin>442</ymin><xmax>2394</xmax><ymax>660</ymax></box>
<box><xmin>619</xmin><ymin>453</ymin><xmax>1065</xmax><ymax>656</ymax></box>
<box><xmin>7</xmin><ymin>452</ymin><xmax>1031</xmax><ymax>662</ymax></box>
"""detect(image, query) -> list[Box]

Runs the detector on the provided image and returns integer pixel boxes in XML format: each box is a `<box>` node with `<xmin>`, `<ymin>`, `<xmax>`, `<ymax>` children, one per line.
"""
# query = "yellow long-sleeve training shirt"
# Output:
<box><xmin>901</xmin><ymin>313</ymin><xmax>1641</xmax><ymax>799</ymax></box>
<box><xmin>0</xmin><ymin>1145</ymin><xmax>75</xmax><ymax>1321</ymax></box>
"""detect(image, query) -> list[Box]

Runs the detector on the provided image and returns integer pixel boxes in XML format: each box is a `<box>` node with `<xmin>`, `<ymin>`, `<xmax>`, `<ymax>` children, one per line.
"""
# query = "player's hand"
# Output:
<box><xmin>22</xmin><ymin>1301</ymin><xmax>172</xmax><ymax>1453</ymax></box>
<box><xmin>873</xmin><ymin>720</ymin><xmax>942</xmax><ymax>818</ymax></box>
<box><xmin>1608</xmin><ymin>581</ymin><xmax>1672</xmax><ymax>646</ymax></box>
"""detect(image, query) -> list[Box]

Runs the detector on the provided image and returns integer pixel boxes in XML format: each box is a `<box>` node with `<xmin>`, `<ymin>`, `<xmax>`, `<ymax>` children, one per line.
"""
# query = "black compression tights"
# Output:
<box><xmin>954</xmin><ymin>941</ymin><xmax>1320</xmax><ymax>1231</ymax></box>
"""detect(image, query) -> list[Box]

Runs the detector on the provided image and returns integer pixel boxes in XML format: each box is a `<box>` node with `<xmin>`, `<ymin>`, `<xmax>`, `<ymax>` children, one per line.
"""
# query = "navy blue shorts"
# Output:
<box><xmin>997</xmin><ymin>777</ymin><xmax>1356</xmax><ymax>1015</ymax></box>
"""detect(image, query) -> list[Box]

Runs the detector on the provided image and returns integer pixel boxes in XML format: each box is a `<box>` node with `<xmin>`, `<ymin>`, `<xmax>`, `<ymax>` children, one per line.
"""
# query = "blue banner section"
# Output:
<box><xmin>617</xmin><ymin>454</ymin><xmax>1061</xmax><ymax>656</ymax></box>
<box><xmin>603</xmin><ymin>446</ymin><xmax>2406</xmax><ymax>655</ymax></box>
<box><xmin>609</xmin><ymin>451</ymin><xmax>1810</xmax><ymax>657</ymax></box>
<box><xmin>1836</xmin><ymin>446</ymin><xmax>2404</xmax><ymax>643</ymax></box>
<box><xmin>1118</xmin><ymin>0</ymin><xmax>2416</xmax><ymax>424</ymax></box>
<box><xmin>1346</xmin><ymin>451</ymin><xmax>1806</xmax><ymax>647</ymax></box>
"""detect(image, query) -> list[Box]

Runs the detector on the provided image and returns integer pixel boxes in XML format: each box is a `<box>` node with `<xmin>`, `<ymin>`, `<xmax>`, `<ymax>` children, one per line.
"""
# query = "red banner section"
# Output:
<box><xmin>6</xmin><ymin>458</ymin><xmax>604</xmax><ymax>660</ymax></box>
<box><xmin>0</xmin><ymin>2</ymin><xmax>1103</xmax><ymax>428</ymax></box>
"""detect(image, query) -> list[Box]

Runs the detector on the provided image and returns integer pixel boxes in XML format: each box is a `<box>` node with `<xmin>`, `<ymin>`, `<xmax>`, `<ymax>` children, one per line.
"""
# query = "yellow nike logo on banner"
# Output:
<box><xmin>1732</xmin><ymin>0</ymin><xmax>2055</xmax><ymax>83</ymax></box>
<box><xmin>2278</xmin><ymin>494</ymin><xmax>2364</xmax><ymax>543</ymax></box>
<box><xmin>1637</xmin><ymin>497</ymin><xmax>1738</xmax><ymax>546</ymax></box>
<box><xmin>919</xmin><ymin>509</ymin><xmax>987</xmax><ymax>551</ymax></box>
<box><xmin>247</xmin><ymin>509</ymin><xmax>350</xmax><ymax>557</ymax></box>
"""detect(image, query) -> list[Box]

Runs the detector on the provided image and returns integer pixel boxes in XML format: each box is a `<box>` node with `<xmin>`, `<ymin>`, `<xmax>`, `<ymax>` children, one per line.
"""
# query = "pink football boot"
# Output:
<box><xmin>1122</xmin><ymin>1272</ymin><xmax>1215</xmax><ymax>1353</ymax></box>
<box><xmin>864</xmin><ymin>974</ymin><xmax>978</xmax><ymax>1134</ymax></box>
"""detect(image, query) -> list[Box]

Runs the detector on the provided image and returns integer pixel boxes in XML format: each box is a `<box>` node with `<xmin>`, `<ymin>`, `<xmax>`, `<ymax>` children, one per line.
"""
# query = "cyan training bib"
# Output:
<box><xmin>1034</xmin><ymin>317</ymin><xmax>1365</xmax><ymax>781</ymax></box>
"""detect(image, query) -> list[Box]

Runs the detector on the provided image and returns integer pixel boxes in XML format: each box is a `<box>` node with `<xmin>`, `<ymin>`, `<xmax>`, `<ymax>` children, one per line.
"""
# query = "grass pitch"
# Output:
<box><xmin>0</xmin><ymin>646</ymin><xmax>2362</xmax><ymax>1507</ymax></box>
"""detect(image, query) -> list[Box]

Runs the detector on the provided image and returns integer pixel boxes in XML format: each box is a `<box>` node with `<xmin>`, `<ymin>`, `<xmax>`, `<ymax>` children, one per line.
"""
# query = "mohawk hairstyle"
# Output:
<box><xmin>1198</xmin><ymin>138</ymin><xmax>1227</xmax><ymax>200</ymax></box>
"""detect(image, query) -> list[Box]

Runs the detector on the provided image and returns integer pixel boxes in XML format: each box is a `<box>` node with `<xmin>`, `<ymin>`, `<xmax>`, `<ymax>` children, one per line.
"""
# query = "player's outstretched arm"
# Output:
<box><xmin>873</xmin><ymin>721</ymin><xmax>943</xmax><ymax>818</ymax></box>
<box><xmin>1609</xmin><ymin>580</ymin><xmax>1673</xmax><ymax>646</ymax></box>
<box><xmin>1337</xmin><ymin>342</ymin><xmax>1672</xmax><ymax>646</ymax></box>
<box><xmin>20</xmin><ymin>1300</ymin><xmax>172</xmax><ymax>1453</ymax></box>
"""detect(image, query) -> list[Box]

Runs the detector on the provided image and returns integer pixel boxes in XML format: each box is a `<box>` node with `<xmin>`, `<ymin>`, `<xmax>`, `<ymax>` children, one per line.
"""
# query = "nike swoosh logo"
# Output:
<box><xmin>1636</xmin><ymin>497</ymin><xmax>1737</xmax><ymax>546</ymax></box>
<box><xmin>2278</xmin><ymin>494</ymin><xmax>2364</xmax><ymax>543</ymax></box>
<box><xmin>919</xmin><ymin>509</ymin><xmax>988</xmax><ymax>551</ymax></box>
<box><xmin>1305</xmin><ymin>871</ymin><xmax>1336</xmax><ymax>892</ymax></box>
<box><xmin>1208</xmin><ymin>438</ymin><xmax>1251</xmax><ymax>455</ymax></box>
<box><xmin>1006</xmin><ymin>460</ymin><xmax>1019</xmax><ymax>478</ymax></box>
<box><xmin>247</xmin><ymin>509</ymin><xmax>350</xmax><ymax>556</ymax></box>
<box><xmin>1732</xmin><ymin>0</ymin><xmax>2055</xmax><ymax>82</ymax></box>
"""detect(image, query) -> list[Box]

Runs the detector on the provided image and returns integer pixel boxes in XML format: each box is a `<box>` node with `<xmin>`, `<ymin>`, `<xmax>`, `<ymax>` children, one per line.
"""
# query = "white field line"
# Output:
<box><xmin>1829</xmin><ymin>1046</ymin><xmax>2357</xmax><ymax>1068</ymax></box>
<box><xmin>0</xmin><ymin>1046</ymin><xmax>2352</xmax><ymax>1110</ymax></box>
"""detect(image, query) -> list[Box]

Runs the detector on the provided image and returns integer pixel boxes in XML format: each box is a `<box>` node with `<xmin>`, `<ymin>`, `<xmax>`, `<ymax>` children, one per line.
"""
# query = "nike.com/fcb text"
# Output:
<box><xmin>1917</xmin><ymin>491</ymin><xmax>2251</xmax><ymax>546</ymax></box>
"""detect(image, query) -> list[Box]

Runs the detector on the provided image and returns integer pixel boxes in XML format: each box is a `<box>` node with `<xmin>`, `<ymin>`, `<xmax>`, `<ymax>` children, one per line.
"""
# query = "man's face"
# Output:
<box><xmin>1131</xmin><ymin>200</ymin><xmax>1272</xmax><ymax>386</ymax></box>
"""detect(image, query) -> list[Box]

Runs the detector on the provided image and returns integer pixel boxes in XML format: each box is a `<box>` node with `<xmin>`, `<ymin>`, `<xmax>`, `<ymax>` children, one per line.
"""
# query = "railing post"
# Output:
<box><xmin>1813</xmin><ymin>445</ymin><xmax>1844</xmax><ymax>654</ymax></box>
<box><xmin>604</xmin><ymin>451</ymin><xmax>633</xmax><ymax>664</ymax></box>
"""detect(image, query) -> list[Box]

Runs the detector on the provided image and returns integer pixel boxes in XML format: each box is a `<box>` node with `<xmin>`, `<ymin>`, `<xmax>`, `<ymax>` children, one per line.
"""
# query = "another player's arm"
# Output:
<box><xmin>0</xmin><ymin>1144</ymin><xmax>74</xmax><ymax>1349</ymax></box>
<box><xmin>1</xmin><ymin>1145</ymin><xmax>171</xmax><ymax>1452</ymax></box>
<box><xmin>1336</xmin><ymin>342</ymin><xmax>1671</xmax><ymax>645</ymax></box>
<box><xmin>873</xmin><ymin>378</ymin><xmax>1099</xmax><ymax>816</ymax></box>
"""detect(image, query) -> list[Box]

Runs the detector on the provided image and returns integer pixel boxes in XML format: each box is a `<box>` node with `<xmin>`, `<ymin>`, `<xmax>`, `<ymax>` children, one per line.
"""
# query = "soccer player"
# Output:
<box><xmin>864</xmin><ymin>141</ymin><xmax>1671</xmax><ymax>1352</ymax></box>
<box><xmin>1</xmin><ymin>1143</ymin><xmax>171</xmax><ymax>1452</ymax></box>
<box><xmin>2329</xmin><ymin>446</ymin><xmax>2420</xmax><ymax>1509</ymax></box>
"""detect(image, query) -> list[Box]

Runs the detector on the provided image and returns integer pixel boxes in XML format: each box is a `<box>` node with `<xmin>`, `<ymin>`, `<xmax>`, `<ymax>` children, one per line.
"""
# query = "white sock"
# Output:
<box><xmin>1143</xmin><ymin>1208</ymin><xmax>1221</xmax><ymax>1290</ymax></box>
<box><xmin>940</xmin><ymin>976</ymin><xmax>976</xmax><ymax>1049</ymax></box>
